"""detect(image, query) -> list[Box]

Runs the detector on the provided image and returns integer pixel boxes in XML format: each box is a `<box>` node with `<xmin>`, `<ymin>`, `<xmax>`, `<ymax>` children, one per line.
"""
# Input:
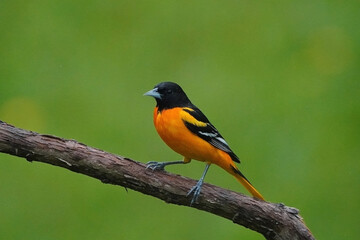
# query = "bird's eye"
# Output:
<box><xmin>167</xmin><ymin>89</ymin><xmax>172</xmax><ymax>94</ymax></box>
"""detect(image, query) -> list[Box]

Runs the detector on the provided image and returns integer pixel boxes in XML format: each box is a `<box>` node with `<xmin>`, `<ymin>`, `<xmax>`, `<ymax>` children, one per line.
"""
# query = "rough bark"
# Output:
<box><xmin>0</xmin><ymin>121</ymin><xmax>314</xmax><ymax>240</ymax></box>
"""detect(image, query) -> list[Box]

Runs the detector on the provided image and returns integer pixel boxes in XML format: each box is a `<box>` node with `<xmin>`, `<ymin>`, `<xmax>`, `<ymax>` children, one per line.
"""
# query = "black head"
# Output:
<box><xmin>144</xmin><ymin>82</ymin><xmax>192</xmax><ymax>111</ymax></box>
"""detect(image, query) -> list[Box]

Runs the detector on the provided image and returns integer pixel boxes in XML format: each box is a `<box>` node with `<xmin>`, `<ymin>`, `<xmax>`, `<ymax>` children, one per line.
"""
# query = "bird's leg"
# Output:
<box><xmin>187</xmin><ymin>163</ymin><xmax>211</xmax><ymax>205</ymax></box>
<box><xmin>146</xmin><ymin>157</ymin><xmax>191</xmax><ymax>171</ymax></box>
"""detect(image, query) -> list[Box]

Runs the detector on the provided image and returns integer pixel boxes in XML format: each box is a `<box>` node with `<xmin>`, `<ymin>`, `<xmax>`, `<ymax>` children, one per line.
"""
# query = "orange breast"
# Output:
<box><xmin>153</xmin><ymin>107</ymin><xmax>233</xmax><ymax>169</ymax></box>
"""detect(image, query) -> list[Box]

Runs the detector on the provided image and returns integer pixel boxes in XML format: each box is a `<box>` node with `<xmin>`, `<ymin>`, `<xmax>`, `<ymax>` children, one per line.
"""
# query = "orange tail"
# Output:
<box><xmin>231</xmin><ymin>165</ymin><xmax>264</xmax><ymax>200</ymax></box>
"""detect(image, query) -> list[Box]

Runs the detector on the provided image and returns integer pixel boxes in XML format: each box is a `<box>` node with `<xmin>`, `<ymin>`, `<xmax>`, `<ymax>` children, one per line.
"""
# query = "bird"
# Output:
<box><xmin>144</xmin><ymin>82</ymin><xmax>264</xmax><ymax>205</ymax></box>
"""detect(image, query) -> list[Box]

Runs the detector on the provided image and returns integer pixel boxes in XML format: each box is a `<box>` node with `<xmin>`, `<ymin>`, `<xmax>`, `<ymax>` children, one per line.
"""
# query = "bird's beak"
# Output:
<box><xmin>144</xmin><ymin>87</ymin><xmax>162</xmax><ymax>99</ymax></box>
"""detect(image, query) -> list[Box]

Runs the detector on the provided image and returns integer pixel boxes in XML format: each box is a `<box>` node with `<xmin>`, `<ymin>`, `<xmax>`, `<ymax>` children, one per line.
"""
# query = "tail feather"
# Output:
<box><xmin>230</xmin><ymin>165</ymin><xmax>264</xmax><ymax>200</ymax></box>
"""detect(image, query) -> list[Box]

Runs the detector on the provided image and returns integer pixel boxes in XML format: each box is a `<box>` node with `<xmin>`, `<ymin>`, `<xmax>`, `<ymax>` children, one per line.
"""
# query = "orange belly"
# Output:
<box><xmin>153</xmin><ymin>107</ymin><xmax>232</xmax><ymax>169</ymax></box>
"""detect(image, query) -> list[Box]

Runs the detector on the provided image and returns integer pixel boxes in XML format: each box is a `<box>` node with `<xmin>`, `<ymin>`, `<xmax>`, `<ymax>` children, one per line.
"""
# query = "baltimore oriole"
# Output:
<box><xmin>144</xmin><ymin>82</ymin><xmax>264</xmax><ymax>205</ymax></box>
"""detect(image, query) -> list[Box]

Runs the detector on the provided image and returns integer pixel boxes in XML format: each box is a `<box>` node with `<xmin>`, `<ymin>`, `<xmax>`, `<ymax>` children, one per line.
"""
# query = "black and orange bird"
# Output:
<box><xmin>144</xmin><ymin>82</ymin><xmax>264</xmax><ymax>205</ymax></box>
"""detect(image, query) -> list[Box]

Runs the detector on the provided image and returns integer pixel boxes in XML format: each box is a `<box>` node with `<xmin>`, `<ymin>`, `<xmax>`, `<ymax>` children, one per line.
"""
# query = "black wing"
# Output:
<box><xmin>182</xmin><ymin>107</ymin><xmax>240</xmax><ymax>163</ymax></box>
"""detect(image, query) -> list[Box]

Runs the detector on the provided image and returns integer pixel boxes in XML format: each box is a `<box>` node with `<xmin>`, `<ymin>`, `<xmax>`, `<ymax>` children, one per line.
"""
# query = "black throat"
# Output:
<box><xmin>156</xmin><ymin>95</ymin><xmax>192</xmax><ymax>112</ymax></box>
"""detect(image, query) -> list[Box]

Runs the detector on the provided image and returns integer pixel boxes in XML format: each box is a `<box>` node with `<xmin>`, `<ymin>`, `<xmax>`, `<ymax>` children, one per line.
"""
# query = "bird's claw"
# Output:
<box><xmin>146</xmin><ymin>161</ymin><xmax>166</xmax><ymax>170</ymax></box>
<box><xmin>187</xmin><ymin>179</ymin><xmax>204</xmax><ymax>206</ymax></box>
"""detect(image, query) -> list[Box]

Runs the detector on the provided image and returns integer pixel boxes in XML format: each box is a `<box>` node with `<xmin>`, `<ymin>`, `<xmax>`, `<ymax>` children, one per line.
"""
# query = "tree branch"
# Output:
<box><xmin>0</xmin><ymin>121</ymin><xmax>314</xmax><ymax>240</ymax></box>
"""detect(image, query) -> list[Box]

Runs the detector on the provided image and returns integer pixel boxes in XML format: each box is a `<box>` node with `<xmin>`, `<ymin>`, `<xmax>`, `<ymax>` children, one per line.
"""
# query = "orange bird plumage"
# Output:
<box><xmin>144</xmin><ymin>82</ymin><xmax>264</xmax><ymax>205</ymax></box>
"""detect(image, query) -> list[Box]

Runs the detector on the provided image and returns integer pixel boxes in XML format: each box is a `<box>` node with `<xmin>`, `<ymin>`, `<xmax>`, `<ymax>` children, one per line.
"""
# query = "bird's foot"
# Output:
<box><xmin>187</xmin><ymin>179</ymin><xmax>204</xmax><ymax>206</ymax></box>
<box><xmin>146</xmin><ymin>161</ymin><xmax>166</xmax><ymax>170</ymax></box>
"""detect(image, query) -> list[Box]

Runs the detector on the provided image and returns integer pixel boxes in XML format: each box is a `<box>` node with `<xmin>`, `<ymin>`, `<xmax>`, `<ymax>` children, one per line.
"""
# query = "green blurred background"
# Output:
<box><xmin>0</xmin><ymin>1</ymin><xmax>359</xmax><ymax>239</ymax></box>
